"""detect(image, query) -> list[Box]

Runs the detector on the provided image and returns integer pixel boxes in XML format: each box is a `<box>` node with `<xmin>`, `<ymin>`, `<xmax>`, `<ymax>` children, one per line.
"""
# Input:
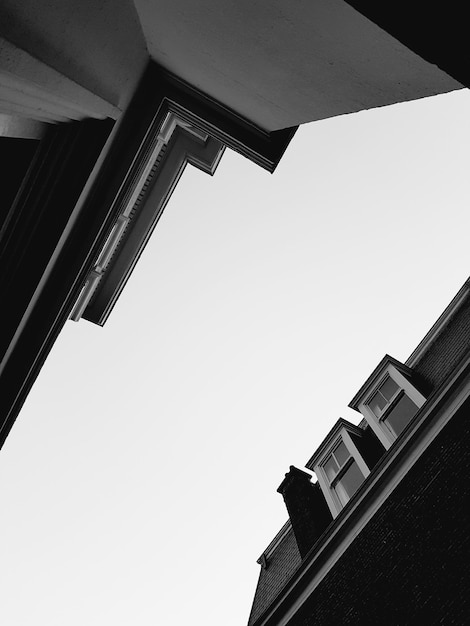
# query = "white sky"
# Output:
<box><xmin>1</xmin><ymin>88</ymin><xmax>470</xmax><ymax>626</ymax></box>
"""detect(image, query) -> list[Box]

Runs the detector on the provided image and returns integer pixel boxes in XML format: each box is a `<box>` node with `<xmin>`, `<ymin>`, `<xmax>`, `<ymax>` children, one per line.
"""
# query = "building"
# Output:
<box><xmin>0</xmin><ymin>2</ymin><xmax>466</xmax><ymax>445</ymax></box>
<box><xmin>248</xmin><ymin>279</ymin><xmax>470</xmax><ymax>626</ymax></box>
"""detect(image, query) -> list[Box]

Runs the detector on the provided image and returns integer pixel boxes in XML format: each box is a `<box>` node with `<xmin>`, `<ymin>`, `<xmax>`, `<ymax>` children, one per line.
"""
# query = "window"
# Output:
<box><xmin>321</xmin><ymin>440</ymin><xmax>365</xmax><ymax>507</ymax></box>
<box><xmin>307</xmin><ymin>420</ymin><xmax>371</xmax><ymax>517</ymax></box>
<box><xmin>350</xmin><ymin>357</ymin><xmax>427</xmax><ymax>450</ymax></box>
<box><xmin>367</xmin><ymin>375</ymin><xmax>420</xmax><ymax>438</ymax></box>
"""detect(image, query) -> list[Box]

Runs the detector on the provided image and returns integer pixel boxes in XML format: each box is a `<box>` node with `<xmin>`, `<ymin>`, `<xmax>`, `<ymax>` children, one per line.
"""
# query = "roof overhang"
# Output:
<box><xmin>0</xmin><ymin>61</ymin><xmax>298</xmax><ymax>443</ymax></box>
<box><xmin>134</xmin><ymin>0</ymin><xmax>463</xmax><ymax>130</ymax></box>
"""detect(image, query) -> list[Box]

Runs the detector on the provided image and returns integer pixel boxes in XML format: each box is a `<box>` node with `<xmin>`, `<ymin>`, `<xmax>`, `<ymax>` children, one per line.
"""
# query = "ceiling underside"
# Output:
<box><xmin>133</xmin><ymin>0</ymin><xmax>462</xmax><ymax>131</ymax></box>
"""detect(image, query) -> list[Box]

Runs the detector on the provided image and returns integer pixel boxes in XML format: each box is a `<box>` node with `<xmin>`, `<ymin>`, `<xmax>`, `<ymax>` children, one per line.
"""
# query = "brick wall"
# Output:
<box><xmin>249</xmin><ymin>527</ymin><xmax>301</xmax><ymax>626</ymax></box>
<box><xmin>413</xmin><ymin>296</ymin><xmax>470</xmax><ymax>392</ymax></box>
<box><xmin>288</xmin><ymin>398</ymin><xmax>470</xmax><ymax>625</ymax></box>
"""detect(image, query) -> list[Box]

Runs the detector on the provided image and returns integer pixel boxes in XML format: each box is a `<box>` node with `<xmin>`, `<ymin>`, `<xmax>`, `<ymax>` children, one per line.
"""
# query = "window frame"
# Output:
<box><xmin>358</xmin><ymin>363</ymin><xmax>426</xmax><ymax>449</ymax></box>
<box><xmin>367</xmin><ymin>374</ymin><xmax>402</xmax><ymax>418</ymax></box>
<box><xmin>313</xmin><ymin>426</ymin><xmax>370</xmax><ymax>517</ymax></box>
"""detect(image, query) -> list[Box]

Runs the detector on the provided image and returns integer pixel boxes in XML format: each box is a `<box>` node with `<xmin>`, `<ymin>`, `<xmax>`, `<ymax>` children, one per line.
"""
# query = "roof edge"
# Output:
<box><xmin>406</xmin><ymin>277</ymin><xmax>470</xmax><ymax>367</ymax></box>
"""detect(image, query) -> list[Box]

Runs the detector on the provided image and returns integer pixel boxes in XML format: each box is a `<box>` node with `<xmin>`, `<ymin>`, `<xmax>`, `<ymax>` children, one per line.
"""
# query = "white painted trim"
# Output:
<box><xmin>69</xmin><ymin>112</ymin><xmax>209</xmax><ymax>322</ymax></box>
<box><xmin>342</xmin><ymin>429</ymin><xmax>370</xmax><ymax>477</ymax></box>
<box><xmin>69</xmin><ymin>270</ymin><xmax>102</xmax><ymax>322</ymax></box>
<box><xmin>315</xmin><ymin>458</ymin><xmax>339</xmax><ymax>517</ymax></box>
<box><xmin>357</xmin><ymin>363</ymin><xmax>426</xmax><ymax>448</ymax></box>
<box><xmin>313</xmin><ymin>427</ymin><xmax>370</xmax><ymax>517</ymax></box>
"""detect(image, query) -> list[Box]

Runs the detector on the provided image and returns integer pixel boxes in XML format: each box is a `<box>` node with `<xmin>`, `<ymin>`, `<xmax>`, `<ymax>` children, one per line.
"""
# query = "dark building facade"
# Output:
<box><xmin>0</xmin><ymin>3</ymin><xmax>466</xmax><ymax>447</ymax></box>
<box><xmin>248</xmin><ymin>279</ymin><xmax>470</xmax><ymax>626</ymax></box>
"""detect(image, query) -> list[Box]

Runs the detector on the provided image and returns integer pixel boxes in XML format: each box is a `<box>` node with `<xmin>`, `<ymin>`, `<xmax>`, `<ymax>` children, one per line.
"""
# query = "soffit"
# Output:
<box><xmin>133</xmin><ymin>0</ymin><xmax>462</xmax><ymax>131</ymax></box>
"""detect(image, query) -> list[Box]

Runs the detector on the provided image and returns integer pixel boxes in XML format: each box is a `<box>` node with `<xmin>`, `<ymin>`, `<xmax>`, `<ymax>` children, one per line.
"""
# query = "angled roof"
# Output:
<box><xmin>248</xmin><ymin>278</ymin><xmax>470</xmax><ymax>626</ymax></box>
<box><xmin>248</xmin><ymin>523</ymin><xmax>301</xmax><ymax>626</ymax></box>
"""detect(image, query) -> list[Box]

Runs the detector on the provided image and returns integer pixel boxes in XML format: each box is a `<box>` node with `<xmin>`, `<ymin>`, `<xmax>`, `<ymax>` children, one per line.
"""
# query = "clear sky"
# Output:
<box><xmin>1</xmin><ymin>88</ymin><xmax>470</xmax><ymax>626</ymax></box>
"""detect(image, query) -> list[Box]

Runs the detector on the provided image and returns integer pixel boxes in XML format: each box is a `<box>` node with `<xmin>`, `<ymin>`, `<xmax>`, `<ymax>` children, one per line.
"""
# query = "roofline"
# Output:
<box><xmin>406</xmin><ymin>277</ymin><xmax>470</xmax><ymax>367</ymax></box>
<box><xmin>347</xmin><ymin>276</ymin><xmax>470</xmax><ymax>413</ymax></box>
<box><xmin>257</xmin><ymin>520</ymin><xmax>292</xmax><ymax>563</ymax></box>
<box><xmin>149</xmin><ymin>64</ymin><xmax>298</xmax><ymax>173</ymax></box>
<box><xmin>251</xmin><ymin>350</ymin><xmax>470</xmax><ymax>626</ymax></box>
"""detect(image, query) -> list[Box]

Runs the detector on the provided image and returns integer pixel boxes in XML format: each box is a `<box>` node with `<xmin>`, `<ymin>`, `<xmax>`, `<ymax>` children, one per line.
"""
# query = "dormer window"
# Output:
<box><xmin>321</xmin><ymin>440</ymin><xmax>365</xmax><ymax>507</ymax></box>
<box><xmin>367</xmin><ymin>375</ymin><xmax>420</xmax><ymax>438</ymax></box>
<box><xmin>368</xmin><ymin>375</ymin><xmax>400</xmax><ymax>416</ymax></box>
<box><xmin>306</xmin><ymin>420</ymin><xmax>371</xmax><ymax>517</ymax></box>
<box><xmin>349</xmin><ymin>356</ymin><xmax>426</xmax><ymax>450</ymax></box>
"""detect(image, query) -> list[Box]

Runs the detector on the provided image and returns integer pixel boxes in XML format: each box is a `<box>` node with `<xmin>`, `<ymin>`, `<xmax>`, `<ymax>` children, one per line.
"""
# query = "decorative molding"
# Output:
<box><xmin>74</xmin><ymin>111</ymin><xmax>224</xmax><ymax>325</ymax></box>
<box><xmin>69</xmin><ymin>111</ymin><xmax>218</xmax><ymax>322</ymax></box>
<box><xmin>145</xmin><ymin>63</ymin><xmax>297</xmax><ymax>173</ymax></box>
<box><xmin>0</xmin><ymin>58</ymin><xmax>296</xmax><ymax>446</ymax></box>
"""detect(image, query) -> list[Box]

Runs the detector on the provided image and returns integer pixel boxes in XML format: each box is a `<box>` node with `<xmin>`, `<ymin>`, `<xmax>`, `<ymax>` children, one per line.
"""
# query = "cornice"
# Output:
<box><xmin>150</xmin><ymin>65</ymin><xmax>297</xmax><ymax>173</ymax></box>
<box><xmin>0</xmin><ymin>58</ymin><xmax>297</xmax><ymax>446</ymax></box>
<box><xmin>70</xmin><ymin>111</ymin><xmax>224</xmax><ymax>324</ymax></box>
<box><xmin>80</xmin><ymin>123</ymin><xmax>224</xmax><ymax>325</ymax></box>
<box><xmin>71</xmin><ymin>61</ymin><xmax>298</xmax><ymax>325</ymax></box>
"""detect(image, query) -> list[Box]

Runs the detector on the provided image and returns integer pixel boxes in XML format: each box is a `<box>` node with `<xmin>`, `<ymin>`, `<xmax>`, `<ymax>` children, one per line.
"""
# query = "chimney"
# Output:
<box><xmin>277</xmin><ymin>466</ymin><xmax>332</xmax><ymax>558</ymax></box>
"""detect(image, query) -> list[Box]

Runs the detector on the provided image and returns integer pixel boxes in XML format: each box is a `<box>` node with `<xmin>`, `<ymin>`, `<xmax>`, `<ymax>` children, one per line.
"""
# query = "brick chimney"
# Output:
<box><xmin>277</xmin><ymin>466</ymin><xmax>332</xmax><ymax>558</ymax></box>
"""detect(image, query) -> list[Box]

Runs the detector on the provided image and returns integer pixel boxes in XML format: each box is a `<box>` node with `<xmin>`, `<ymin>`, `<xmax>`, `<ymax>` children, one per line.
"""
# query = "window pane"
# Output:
<box><xmin>380</xmin><ymin>376</ymin><xmax>399</xmax><ymax>401</ymax></box>
<box><xmin>335</xmin><ymin>461</ymin><xmax>364</xmax><ymax>505</ymax></box>
<box><xmin>323</xmin><ymin>455</ymin><xmax>338</xmax><ymax>481</ymax></box>
<box><xmin>385</xmin><ymin>394</ymin><xmax>419</xmax><ymax>437</ymax></box>
<box><xmin>333</xmin><ymin>441</ymin><xmax>349</xmax><ymax>467</ymax></box>
<box><xmin>369</xmin><ymin>390</ymin><xmax>387</xmax><ymax>416</ymax></box>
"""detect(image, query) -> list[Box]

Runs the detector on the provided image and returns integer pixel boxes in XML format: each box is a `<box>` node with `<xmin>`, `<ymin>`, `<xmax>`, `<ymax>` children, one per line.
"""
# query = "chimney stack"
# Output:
<box><xmin>277</xmin><ymin>466</ymin><xmax>332</xmax><ymax>558</ymax></box>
